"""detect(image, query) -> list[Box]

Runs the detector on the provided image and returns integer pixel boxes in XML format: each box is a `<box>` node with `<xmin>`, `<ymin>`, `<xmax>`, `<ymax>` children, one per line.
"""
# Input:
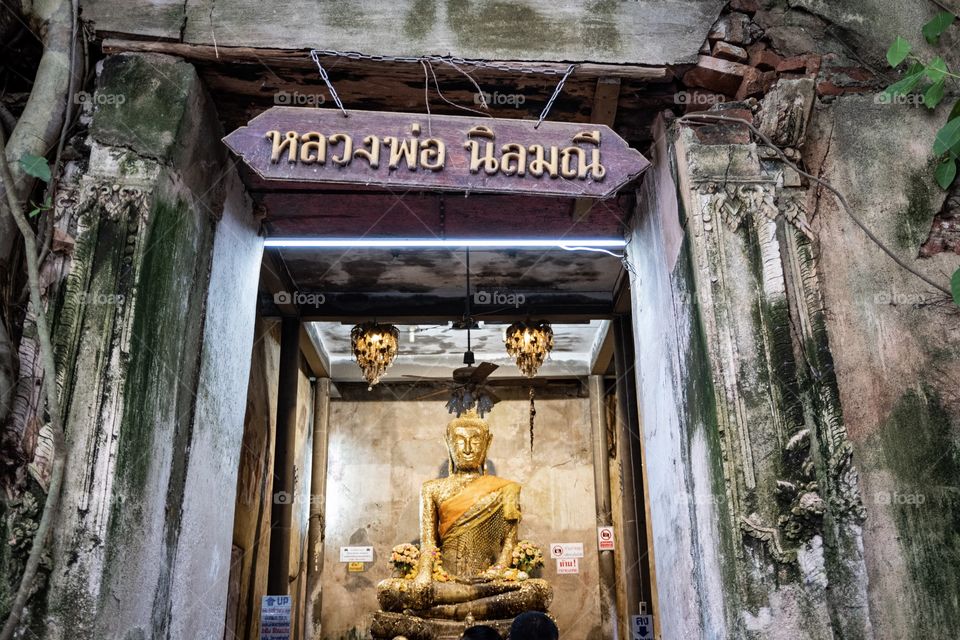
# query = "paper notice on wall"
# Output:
<box><xmin>339</xmin><ymin>546</ymin><xmax>374</xmax><ymax>562</ymax></box>
<box><xmin>549</xmin><ymin>542</ymin><xmax>584</xmax><ymax>559</ymax></box>
<box><xmin>260</xmin><ymin>595</ymin><xmax>291</xmax><ymax>640</ymax></box>
<box><xmin>631</xmin><ymin>614</ymin><xmax>654</xmax><ymax>640</ymax></box>
<box><xmin>598</xmin><ymin>526</ymin><xmax>615</xmax><ymax>551</ymax></box>
<box><xmin>556</xmin><ymin>557</ymin><xmax>580</xmax><ymax>574</ymax></box>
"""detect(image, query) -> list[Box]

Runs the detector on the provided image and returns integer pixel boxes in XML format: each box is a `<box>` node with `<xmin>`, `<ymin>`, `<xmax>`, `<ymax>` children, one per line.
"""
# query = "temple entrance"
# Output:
<box><xmin>224</xmin><ymin>230</ymin><xmax>657</xmax><ymax>639</ymax></box>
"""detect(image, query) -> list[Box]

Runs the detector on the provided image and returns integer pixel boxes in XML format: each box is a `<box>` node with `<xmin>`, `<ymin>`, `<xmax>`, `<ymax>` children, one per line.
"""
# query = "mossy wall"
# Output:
<box><xmin>805</xmin><ymin>95</ymin><xmax>960</xmax><ymax>639</ymax></box>
<box><xmin>42</xmin><ymin>51</ymin><xmax>262</xmax><ymax>640</ymax></box>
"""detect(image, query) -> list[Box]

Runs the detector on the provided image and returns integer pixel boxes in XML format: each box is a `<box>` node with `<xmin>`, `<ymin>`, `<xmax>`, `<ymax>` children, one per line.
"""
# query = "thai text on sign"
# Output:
<box><xmin>223</xmin><ymin>108</ymin><xmax>650</xmax><ymax>199</ymax></box>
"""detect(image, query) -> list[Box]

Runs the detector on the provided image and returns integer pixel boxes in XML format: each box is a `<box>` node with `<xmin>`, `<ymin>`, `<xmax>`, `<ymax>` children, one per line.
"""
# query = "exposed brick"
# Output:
<box><xmin>713</xmin><ymin>40</ymin><xmax>749</xmax><ymax>62</ymax></box>
<box><xmin>777</xmin><ymin>55</ymin><xmax>809</xmax><ymax>73</ymax></box>
<box><xmin>749</xmin><ymin>46</ymin><xmax>784</xmax><ymax>71</ymax></box>
<box><xmin>708</xmin><ymin>12</ymin><xmax>755</xmax><ymax>45</ymax></box>
<box><xmin>680</xmin><ymin>89</ymin><xmax>729</xmax><ymax>113</ymax></box>
<box><xmin>683</xmin><ymin>55</ymin><xmax>751</xmax><ymax>96</ymax></box>
<box><xmin>736</xmin><ymin>67</ymin><xmax>777</xmax><ymax>99</ymax></box>
<box><xmin>815</xmin><ymin>64</ymin><xmax>879</xmax><ymax>95</ymax></box>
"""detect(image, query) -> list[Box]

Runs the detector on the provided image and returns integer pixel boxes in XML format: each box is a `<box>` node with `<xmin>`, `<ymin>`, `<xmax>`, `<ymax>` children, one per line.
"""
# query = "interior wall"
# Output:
<box><xmin>318</xmin><ymin>397</ymin><xmax>603</xmax><ymax>639</ymax></box>
<box><xmin>228</xmin><ymin>319</ymin><xmax>281</xmax><ymax>640</ymax></box>
<box><xmin>227</xmin><ymin>320</ymin><xmax>317</xmax><ymax>640</ymax></box>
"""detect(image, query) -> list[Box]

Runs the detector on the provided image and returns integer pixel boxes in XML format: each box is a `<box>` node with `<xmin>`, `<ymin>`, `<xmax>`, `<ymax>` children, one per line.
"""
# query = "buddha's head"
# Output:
<box><xmin>445</xmin><ymin>410</ymin><xmax>492</xmax><ymax>473</ymax></box>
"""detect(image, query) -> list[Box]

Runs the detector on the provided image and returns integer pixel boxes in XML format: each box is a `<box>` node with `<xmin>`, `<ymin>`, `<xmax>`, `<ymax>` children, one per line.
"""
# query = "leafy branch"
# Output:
<box><xmin>885</xmin><ymin>11</ymin><xmax>960</xmax><ymax>190</ymax></box>
<box><xmin>885</xmin><ymin>10</ymin><xmax>960</xmax><ymax>307</ymax></box>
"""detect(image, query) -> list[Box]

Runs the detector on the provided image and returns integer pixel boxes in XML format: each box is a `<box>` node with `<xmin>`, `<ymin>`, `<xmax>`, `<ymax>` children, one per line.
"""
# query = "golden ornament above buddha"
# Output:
<box><xmin>372</xmin><ymin>412</ymin><xmax>552</xmax><ymax>638</ymax></box>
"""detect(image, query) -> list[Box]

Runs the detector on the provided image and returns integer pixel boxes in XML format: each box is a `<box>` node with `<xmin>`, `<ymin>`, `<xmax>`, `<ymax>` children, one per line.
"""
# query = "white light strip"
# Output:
<box><xmin>264</xmin><ymin>238</ymin><xmax>627</xmax><ymax>249</ymax></box>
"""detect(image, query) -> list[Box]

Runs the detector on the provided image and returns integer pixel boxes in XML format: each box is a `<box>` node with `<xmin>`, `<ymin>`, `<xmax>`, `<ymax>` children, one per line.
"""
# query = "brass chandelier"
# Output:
<box><xmin>504</xmin><ymin>320</ymin><xmax>554</xmax><ymax>378</ymax></box>
<box><xmin>350</xmin><ymin>321</ymin><xmax>400</xmax><ymax>389</ymax></box>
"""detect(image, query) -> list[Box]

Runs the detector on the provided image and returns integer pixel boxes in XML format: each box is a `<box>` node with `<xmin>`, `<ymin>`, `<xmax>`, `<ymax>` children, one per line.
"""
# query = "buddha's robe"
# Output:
<box><xmin>437</xmin><ymin>475</ymin><xmax>520</xmax><ymax>577</ymax></box>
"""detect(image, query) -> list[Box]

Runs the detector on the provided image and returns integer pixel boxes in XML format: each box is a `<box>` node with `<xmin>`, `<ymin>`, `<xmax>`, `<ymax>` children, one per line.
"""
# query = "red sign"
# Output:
<box><xmin>598</xmin><ymin>526</ymin><xmax>615</xmax><ymax>551</ymax></box>
<box><xmin>223</xmin><ymin>107</ymin><xmax>649</xmax><ymax>199</ymax></box>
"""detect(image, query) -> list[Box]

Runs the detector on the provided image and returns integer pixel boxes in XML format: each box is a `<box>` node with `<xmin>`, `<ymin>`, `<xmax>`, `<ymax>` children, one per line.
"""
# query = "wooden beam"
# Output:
<box><xmin>299</xmin><ymin>326</ymin><xmax>329</xmax><ymax>378</ymax></box>
<box><xmin>100</xmin><ymin>39</ymin><xmax>670</xmax><ymax>80</ymax></box>
<box><xmin>259</xmin><ymin>251</ymin><xmax>298</xmax><ymax>316</ymax></box>
<box><xmin>591</xmin><ymin>320</ymin><xmax>616</xmax><ymax>374</ymax></box>
<box><xmin>268</xmin><ymin>317</ymin><xmax>301</xmax><ymax>595</ymax></box>
<box><xmin>257</xmin><ymin>292</ymin><xmax>615</xmax><ymax>322</ymax></box>
<box><xmin>259</xmin><ymin>191</ymin><xmax>627</xmax><ymax>239</ymax></box>
<box><xmin>574</xmin><ymin>78</ymin><xmax>623</xmax><ymax>221</ymax></box>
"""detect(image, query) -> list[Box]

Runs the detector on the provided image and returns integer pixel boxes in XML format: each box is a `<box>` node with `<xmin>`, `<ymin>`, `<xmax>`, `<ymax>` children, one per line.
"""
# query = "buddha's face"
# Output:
<box><xmin>447</xmin><ymin>424</ymin><xmax>491</xmax><ymax>472</ymax></box>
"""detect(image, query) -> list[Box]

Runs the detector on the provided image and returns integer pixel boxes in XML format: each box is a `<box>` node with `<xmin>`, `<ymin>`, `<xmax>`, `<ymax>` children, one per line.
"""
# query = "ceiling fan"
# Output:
<box><xmin>403</xmin><ymin>248</ymin><xmax>501</xmax><ymax>416</ymax></box>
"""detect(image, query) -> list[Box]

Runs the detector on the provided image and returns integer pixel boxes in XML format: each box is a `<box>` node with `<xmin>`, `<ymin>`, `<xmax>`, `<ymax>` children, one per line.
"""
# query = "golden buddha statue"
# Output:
<box><xmin>371</xmin><ymin>412</ymin><xmax>552</xmax><ymax>639</ymax></box>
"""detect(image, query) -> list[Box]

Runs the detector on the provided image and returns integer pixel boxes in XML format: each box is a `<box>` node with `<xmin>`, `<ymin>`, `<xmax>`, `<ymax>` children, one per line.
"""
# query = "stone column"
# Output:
<box><xmin>588</xmin><ymin>375</ymin><xmax>617</xmax><ymax>639</ymax></box>
<box><xmin>305</xmin><ymin>377</ymin><xmax>331</xmax><ymax>640</ymax></box>
<box><xmin>678</xmin><ymin>81</ymin><xmax>870</xmax><ymax>639</ymax></box>
<box><xmin>44</xmin><ymin>52</ymin><xmax>263</xmax><ymax>640</ymax></box>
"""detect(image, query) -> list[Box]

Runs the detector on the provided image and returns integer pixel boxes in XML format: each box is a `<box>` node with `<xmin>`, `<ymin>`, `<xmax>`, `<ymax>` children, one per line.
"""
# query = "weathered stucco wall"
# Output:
<box><xmin>806</xmin><ymin>95</ymin><xmax>960</xmax><ymax>640</ymax></box>
<box><xmin>319</xmin><ymin>398</ymin><xmax>603</xmax><ymax>640</ymax></box>
<box><xmin>43</xmin><ymin>52</ymin><xmax>263</xmax><ymax>639</ymax></box>
<box><xmin>80</xmin><ymin>0</ymin><xmax>725</xmax><ymax>66</ymax></box>
<box><xmin>626</xmin><ymin>117</ymin><xmax>737</xmax><ymax>640</ymax></box>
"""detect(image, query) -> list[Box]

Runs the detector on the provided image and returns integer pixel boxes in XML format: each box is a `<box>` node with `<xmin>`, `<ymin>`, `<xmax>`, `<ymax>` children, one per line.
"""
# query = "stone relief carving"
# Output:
<box><xmin>86</xmin><ymin>183</ymin><xmax>148</xmax><ymax>222</ymax></box>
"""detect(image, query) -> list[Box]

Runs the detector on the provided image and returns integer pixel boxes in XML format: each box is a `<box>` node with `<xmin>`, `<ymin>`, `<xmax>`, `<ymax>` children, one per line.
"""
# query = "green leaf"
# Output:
<box><xmin>28</xmin><ymin>207</ymin><xmax>40</xmax><ymax>218</ymax></box>
<box><xmin>933</xmin><ymin>117</ymin><xmax>960</xmax><ymax>155</ymax></box>
<box><xmin>922</xmin><ymin>11</ymin><xmax>956</xmax><ymax>44</ymax></box>
<box><xmin>949</xmin><ymin>100</ymin><xmax>960</xmax><ymax>122</ymax></box>
<box><xmin>887</xmin><ymin>36</ymin><xmax>912</xmax><ymax>67</ymax></box>
<box><xmin>935</xmin><ymin>157</ymin><xmax>957</xmax><ymax>189</ymax></box>
<box><xmin>885</xmin><ymin>69</ymin><xmax>925</xmax><ymax>97</ymax></box>
<box><xmin>952</xmin><ymin>268</ymin><xmax>960</xmax><ymax>307</ymax></box>
<box><xmin>926</xmin><ymin>57</ymin><xmax>948</xmax><ymax>83</ymax></box>
<box><xmin>18</xmin><ymin>154</ymin><xmax>51</xmax><ymax>183</ymax></box>
<box><xmin>925</xmin><ymin>79</ymin><xmax>946</xmax><ymax>109</ymax></box>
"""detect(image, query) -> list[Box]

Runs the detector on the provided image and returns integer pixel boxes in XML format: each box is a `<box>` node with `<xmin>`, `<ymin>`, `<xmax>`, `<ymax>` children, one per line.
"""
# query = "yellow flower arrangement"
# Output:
<box><xmin>510</xmin><ymin>540</ymin><xmax>544</xmax><ymax>574</ymax></box>
<box><xmin>390</xmin><ymin>543</ymin><xmax>420</xmax><ymax>578</ymax></box>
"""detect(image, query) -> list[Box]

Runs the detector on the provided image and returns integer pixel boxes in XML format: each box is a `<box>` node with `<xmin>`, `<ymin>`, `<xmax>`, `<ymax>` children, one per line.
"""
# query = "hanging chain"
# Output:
<box><xmin>309</xmin><ymin>49</ymin><xmax>577</xmax><ymax>124</ymax></box>
<box><xmin>534</xmin><ymin>63</ymin><xmax>575</xmax><ymax>129</ymax></box>
<box><xmin>529</xmin><ymin>386</ymin><xmax>536</xmax><ymax>453</ymax></box>
<box><xmin>309</xmin><ymin>50</ymin><xmax>349</xmax><ymax>117</ymax></box>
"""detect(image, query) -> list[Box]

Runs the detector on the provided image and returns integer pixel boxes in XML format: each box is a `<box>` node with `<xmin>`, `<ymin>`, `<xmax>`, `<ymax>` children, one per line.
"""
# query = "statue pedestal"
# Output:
<box><xmin>370</xmin><ymin>611</ymin><xmax>513</xmax><ymax>640</ymax></box>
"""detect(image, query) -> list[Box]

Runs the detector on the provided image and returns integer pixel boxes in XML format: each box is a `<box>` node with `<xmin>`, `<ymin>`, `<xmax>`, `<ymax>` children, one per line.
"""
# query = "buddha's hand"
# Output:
<box><xmin>475</xmin><ymin>564</ymin><xmax>505</xmax><ymax>582</ymax></box>
<box><xmin>409</xmin><ymin>575</ymin><xmax>434</xmax><ymax>609</ymax></box>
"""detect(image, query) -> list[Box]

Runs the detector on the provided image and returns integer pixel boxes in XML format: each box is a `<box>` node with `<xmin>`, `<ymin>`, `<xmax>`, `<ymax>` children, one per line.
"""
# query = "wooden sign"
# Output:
<box><xmin>223</xmin><ymin>107</ymin><xmax>650</xmax><ymax>198</ymax></box>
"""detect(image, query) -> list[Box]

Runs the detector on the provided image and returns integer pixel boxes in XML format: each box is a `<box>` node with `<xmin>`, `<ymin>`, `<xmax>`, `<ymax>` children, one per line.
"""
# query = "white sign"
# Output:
<box><xmin>598</xmin><ymin>526</ymin><xmax>615</xmax><ymax>551</ymax></box>
<box><xmin>556</xmin><ymin>557</ymin><xmax>580</xmax><ymax>574</ymax></box>
<box><xmin>260</xmin><ymin>595</ymin><xmax>291</xmax><ymax>640</ymax></box>
<box><xmin>339</xmin><ymin>546</ymin><xmax>374</xmax><ymax>562</ymax></box>
<box><xmin>549</xmin><ymin>542</ymin><xmax>584</xmax><ymax>559</ymax></box>
<box><xmin>631</xmin><ymin>614</ymin><xmax>654</xmax><ymax>640</ymax></box>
